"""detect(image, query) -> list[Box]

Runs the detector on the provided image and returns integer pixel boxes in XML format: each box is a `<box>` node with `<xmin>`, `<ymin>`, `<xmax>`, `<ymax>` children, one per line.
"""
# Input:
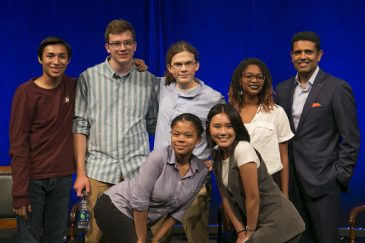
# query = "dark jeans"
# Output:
<box><xmin>16</xmin><ymin>175</ymin><xmax>72</xmax><ymax>243</ymax></box>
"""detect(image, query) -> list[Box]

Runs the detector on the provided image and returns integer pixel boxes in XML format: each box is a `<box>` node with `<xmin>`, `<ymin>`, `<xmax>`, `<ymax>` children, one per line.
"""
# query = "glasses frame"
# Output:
<box><xmin>107</xmin><ymin>40</ymin><xmax>136</xmax><ymax>50</ymax></box>
<box><xmin>241</xmin><ymin>72</ymin><xmax>265</xmax><ymax>82</ymax></box>
<box><xmin>170</xmin><ymin>61</ymin><xmax>197</xmax><ymax>69</ymax></box>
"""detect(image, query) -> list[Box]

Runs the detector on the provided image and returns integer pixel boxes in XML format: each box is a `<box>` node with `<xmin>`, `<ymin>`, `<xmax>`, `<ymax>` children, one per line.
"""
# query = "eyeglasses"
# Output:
<box><xmin>171</xmin><ymin>61</ymin><xmax>196</xmax><ymax>69</ymax></box>
<box><xmin>241</xmin><ymin>73</ymin><xmax>265</xmax><ymax>82</ymax></box>
<box><xmin>107</xmin><ymin>40</ymin><xmax>135</xmax><ymax>49</ymax></box>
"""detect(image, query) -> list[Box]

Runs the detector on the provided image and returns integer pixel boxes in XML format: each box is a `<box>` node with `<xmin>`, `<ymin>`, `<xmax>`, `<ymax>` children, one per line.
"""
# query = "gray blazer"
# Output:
<box><xmin>212</xmin><ymin>147</ymin><xmax>304</xmax><ymax>242</ymax></box>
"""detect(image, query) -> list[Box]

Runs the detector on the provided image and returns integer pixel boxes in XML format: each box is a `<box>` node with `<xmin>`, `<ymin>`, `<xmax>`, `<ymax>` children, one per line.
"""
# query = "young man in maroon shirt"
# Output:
<box><xmin>9</xmin><ymin>36</ymin><xmax>76</xmax><ymax>242</ymax></box>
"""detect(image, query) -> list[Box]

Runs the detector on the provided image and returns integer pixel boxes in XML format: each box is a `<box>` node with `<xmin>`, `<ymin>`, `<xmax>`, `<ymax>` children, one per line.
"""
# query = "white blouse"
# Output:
<box><xmin>244</xmin><ymin>105</ymin><xmax>294</xmax><ymax>175</ymax></box>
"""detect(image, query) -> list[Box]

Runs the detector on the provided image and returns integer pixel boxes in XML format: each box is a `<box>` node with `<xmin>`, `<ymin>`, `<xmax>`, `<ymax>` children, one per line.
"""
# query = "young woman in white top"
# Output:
<box><xmin>228</xmin><ymin>58</ymin><xmax>293</xmax><ymax>197</ymax></box>
<box><xmin>207</xmin><ymin>103</ymin><xmax>304</xmax><ymax>243</ymax></box>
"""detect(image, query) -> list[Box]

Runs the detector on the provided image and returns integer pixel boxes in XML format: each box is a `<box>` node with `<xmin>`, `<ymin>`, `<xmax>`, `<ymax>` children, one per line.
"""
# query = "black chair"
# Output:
<box><xmin>0</xmin><ymin>165</ymin><xmax>87</xmax><ymax>243</ymax></box>
<box><xmin>0</xmin><ymin>166</ymin><xmax>17</xmax><ymax>243</ymax></box>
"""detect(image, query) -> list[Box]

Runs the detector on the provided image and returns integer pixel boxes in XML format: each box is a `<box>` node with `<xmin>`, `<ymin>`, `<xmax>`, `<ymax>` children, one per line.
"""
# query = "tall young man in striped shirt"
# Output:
<box><xmin>73</xmin><ymin>19</ymin><xmax>159</xmax><ymax>243</ymax></box>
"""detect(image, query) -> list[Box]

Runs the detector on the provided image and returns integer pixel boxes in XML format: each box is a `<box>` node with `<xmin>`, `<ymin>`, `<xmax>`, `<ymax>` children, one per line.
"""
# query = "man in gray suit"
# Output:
<box><xmin>275</xmin><ymin>31</ymin><xmax>360</xmax><ymax>243</ymax></box>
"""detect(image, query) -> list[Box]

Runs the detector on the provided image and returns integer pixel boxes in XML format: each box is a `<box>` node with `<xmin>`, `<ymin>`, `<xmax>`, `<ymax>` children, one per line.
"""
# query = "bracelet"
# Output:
<box><xmin>245</xmin><ymin>225</ymin><xmax>255</xmax><ymax>232</ymax></box>
<box><xmin>236</xmin><ymin>228</ymin><xmax>245</xmax><ymax>234</ymax></box>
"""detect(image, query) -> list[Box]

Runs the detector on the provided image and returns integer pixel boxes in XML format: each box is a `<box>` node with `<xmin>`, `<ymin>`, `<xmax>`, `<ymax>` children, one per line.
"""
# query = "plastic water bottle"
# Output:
<box><xmin>77</xmin><ymin>190</ymin><xmax>90</xmax><ymax>230</ymax></box>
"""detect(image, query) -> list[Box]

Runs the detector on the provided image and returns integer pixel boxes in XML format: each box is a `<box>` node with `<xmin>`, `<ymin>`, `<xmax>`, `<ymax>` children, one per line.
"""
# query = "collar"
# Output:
<box><xmin>294</xmin><ymin>66</ymin><xmax>320</xmax><ymax>87</ymax></box>
<box><xmin>172</xmin><ymin>78</ymin><xmax>204</xmax><ymax>98</ymax></box>
<box><xmin>167</xmin><ymin>146</ymin><xmax>200</xmax><ymax>175</ymax></box>
<box><xmin>104</xmin><ymin>56</ymin><xmax>135</xmax><ymax>79</ymax></box>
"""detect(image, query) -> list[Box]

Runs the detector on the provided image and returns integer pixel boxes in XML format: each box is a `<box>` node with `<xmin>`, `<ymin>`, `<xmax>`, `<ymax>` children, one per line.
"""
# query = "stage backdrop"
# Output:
<box><xmin>1</xmin><ymin>0</ymin><xmax>364</xmax><ymax>226</ymax></box>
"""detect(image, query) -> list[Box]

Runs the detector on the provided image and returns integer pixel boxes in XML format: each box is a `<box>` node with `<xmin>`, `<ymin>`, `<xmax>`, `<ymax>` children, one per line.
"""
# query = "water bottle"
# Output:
<box><xmin>77</xmin><ymin>190</ymin><xmax>90</xmax><ymax>230</ymax></box>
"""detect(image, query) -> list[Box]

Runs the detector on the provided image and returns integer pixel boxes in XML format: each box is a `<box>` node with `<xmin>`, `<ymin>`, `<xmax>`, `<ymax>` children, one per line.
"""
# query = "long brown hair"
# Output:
<box><xmin>164</xmin><ymin>41</ymin><xmax>199</xmax><ymax>85</ymax></box>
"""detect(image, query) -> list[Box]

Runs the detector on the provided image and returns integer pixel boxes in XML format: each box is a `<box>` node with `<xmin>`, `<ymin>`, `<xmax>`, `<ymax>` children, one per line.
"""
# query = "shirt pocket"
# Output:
<box><xmin>251</xmin><ymin>121</ymin><xmax>275</xmax><ymax>147</ymax></box>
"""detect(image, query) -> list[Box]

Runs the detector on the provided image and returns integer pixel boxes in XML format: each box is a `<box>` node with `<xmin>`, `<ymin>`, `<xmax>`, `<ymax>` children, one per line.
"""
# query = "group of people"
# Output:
<box><xmin>9</xmin><ymin>18</ymin><xmax>360</xmax><ymax>243</ymax></box>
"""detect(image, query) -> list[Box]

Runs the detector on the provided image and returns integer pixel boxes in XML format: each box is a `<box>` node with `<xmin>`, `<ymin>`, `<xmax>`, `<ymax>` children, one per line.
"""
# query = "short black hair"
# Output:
<box><xmin>38</xmin><ymin>36</ymin><xmax>72</xmax><ymax>61</ymax></box>
<box><xmin>291</xmin><ymin>31</ymin><xmax>321</xmax><ymax>51</ymax></box>
<box><xmin>171</xmin><ymin>113</ymin><xmax>204</xmax><ymax>138</ymax></box>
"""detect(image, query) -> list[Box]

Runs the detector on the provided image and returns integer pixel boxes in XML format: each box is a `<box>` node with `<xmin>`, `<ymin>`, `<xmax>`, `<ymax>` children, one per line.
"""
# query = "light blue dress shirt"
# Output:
<box><xmin>154</xmin><ymin>78</ymin><xmax>225</xmax><ymax>160</ymax></box>
<box><xmin>292</xmin><ymin>66</ymin><xmax>320</xmax><ymax>130</ymax></box>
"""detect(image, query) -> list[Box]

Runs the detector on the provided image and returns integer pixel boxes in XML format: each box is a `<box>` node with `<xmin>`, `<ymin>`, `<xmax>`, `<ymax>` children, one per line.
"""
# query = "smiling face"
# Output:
<box><xmin>209</xmin><ymin>112</ymin><xmax>236</xmax><ymax>152</ymax></box>
<box><xmin>38</xmin><ymin>44</ymin><xmax>70</xmax><ymax>80</ymax></box>
<box><xmin>167</xmin><ymin>51</ymin><xmax>200</xmax><ymax>89</ymax></box>
<box><xmin>105</xmin><ymin>31</ymin><xmax>136</xmax><ymax>71</ymax></box>
<box><xmin>171</xmin><ymin>120</ymin><xmax>201</xmax><ymax>158</ymax></box>
<box><xmin>291</xmin><ymin>40</ymin><xmax>323</xmax><ymax>80</ymax></box>
<box><xmin>241</xmin><ymin>64</ymin><xmax>265</xmax><ymax>98</ymax></box>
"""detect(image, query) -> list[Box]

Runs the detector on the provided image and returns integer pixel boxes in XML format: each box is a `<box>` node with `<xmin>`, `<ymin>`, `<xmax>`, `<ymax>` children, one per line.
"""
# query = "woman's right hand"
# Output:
<box><xmin>236</xmin><ymin>232</ymin><xmax>249</xmax><ymax>243</ymax></box>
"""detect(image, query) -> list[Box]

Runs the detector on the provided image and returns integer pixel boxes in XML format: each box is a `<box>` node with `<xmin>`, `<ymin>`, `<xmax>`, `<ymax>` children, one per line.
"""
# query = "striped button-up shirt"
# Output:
<box><xmin>73</xmin><ymin>57</ymin><xmax>159</xmax><ymax>183</ymax></box>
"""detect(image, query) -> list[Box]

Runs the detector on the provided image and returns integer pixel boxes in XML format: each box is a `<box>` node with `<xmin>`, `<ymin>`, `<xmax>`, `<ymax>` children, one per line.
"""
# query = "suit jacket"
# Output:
<box><xmin>275</xmin><ymin>69</ymin><xmax>360</xmax><ymax>198</ymax></box>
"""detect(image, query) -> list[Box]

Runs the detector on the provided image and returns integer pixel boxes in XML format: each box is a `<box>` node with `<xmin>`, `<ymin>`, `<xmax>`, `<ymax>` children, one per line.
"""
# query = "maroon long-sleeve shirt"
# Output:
<box><xmin>9</xmin><ymin>76</ymin><xmax>76</xmax><ymax>208</ymax></box>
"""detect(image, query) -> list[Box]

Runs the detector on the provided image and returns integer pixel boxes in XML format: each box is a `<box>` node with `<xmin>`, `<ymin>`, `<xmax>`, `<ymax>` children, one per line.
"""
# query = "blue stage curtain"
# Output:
<box><xmin>1</xmin><ymin>0</ymin><xmax>364</xmax><ymax>227</ymax></box>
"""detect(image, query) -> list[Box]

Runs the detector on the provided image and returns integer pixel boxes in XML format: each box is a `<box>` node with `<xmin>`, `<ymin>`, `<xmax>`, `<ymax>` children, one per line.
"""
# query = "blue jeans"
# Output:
<box><xmin>17</xmin><ymin>175</ymin><xmax>73</xmax><ymax>243</ymax></box>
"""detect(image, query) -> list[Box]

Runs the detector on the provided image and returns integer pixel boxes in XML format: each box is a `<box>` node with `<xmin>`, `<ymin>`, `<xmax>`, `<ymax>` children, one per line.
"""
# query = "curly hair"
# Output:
<box><xmin>228</xmin><ymin>58</ymin><xmax>274</xmax><ymax>112</ymax></box>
